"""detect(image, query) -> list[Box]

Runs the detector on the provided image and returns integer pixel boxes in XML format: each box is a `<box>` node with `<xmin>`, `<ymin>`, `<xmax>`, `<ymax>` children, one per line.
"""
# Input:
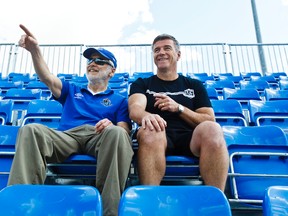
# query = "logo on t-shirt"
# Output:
<box><xmin>101</xmin><ymin>98</ymin><xmax>112</xmax><ymax>106</ymax></box>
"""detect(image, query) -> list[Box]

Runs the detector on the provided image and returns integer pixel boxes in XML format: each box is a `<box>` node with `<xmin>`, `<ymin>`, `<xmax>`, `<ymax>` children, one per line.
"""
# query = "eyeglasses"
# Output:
<box><xmin>87</xmin><ymin>58</ymin><xmax>114</xmax><ymax>67</ymax></box>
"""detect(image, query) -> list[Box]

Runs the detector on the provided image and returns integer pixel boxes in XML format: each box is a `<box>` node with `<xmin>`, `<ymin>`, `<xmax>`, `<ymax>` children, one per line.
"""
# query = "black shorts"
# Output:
<box><xmin>165</xmin><ymin>128</ymin><xmax>194</xmax><ymax>157</ymax></box>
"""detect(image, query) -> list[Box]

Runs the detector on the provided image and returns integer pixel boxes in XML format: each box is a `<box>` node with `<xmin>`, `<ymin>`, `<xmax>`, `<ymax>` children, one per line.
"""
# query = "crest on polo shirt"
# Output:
<box><xmin>101</xmin><ymin>98</ymin><xmax>112</xmax><ymax>106</ymax></box>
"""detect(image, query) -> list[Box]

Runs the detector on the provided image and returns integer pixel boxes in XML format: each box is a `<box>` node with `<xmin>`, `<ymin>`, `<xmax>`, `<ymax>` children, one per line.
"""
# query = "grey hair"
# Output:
<box><xmin>152</xmin><ymin>34</ymin><xmax>180</xmax><ymax>52</ymax></box>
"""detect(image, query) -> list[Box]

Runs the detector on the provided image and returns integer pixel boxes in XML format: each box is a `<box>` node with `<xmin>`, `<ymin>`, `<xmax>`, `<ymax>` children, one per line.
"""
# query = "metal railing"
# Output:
<box><xmin>0</xmin><ymin>42</ymin><xmax>287</xmax><ymax>78</ymax></box>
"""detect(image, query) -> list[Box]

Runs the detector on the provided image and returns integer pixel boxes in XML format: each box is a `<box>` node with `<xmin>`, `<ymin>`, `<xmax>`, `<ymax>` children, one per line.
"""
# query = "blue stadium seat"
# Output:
<box><xmin>280</xmin><ymin>75</ymin><xmax>288</xmax><ymax>81</ymax></box>
<box><xmin>3</xmin><ymin>88</ymin><xmax>42</xmax><ymax>100</ymax></box>
<box><xmin>0</xmin><ymin>80</ymin><xmax>23</xmax><ymax>96</ymax></box>
<box><xmin>21</xmin><ymin>99</ymin><xmax>62</xmax><ymax>129</ymax></box>
<box><xmin>109</xmin><ymin>75</ymin><xmax>125</xmax><ymax>83</ymax></box>
<box><xmin>266</xmin><ymin>72</ymin><xmax>287</xmax><ymax>81</ymax></box>
<box><xmin>7</xmin><ymin>72</ymin><xmax>28</xmax><ymax>82</ymax></box>
<box><xmin>214</xmin><ymin>72</ymin><xmax>233</xmax><ymax>78</ymax></box>
<box><xmin>241</xmin><ymin>72</ymin><xmax>262</xmax><ymax>81</ymax></box>
<box><xmin>248</xmin><ymin>100</ymin><xmax>288</xmax><ymax>131</ymax></box>
<box><xmin>114</xmin><ymin>72</ymin><xmax>129</xmax><ymax>79</ymax></box>
<box><xmin>211</xmin><ymin>100</ymin><xmax>247</xmax><ymax>126</ymax></box>
<box><xmin>223</xmin><ymin>88</ymin><xmax>261</xmax><ymax>110</ymax></box>
<box><xmin>223</xmin><ymin>125</ymin><xmax>288</xmax><ymax>205</ymax></box>
<box><xmin>263</xmin><ymin>186</ymin><xmax>288</xmax><ymax>216</ymax></box>
<box><xmin>251</xmin><ymin>75</ymin><xmax>279</xmax><ymax>89</ymax></box>
<box><xmin>118</xmin><ymin>185</ymin><xmax>232</xmax><ymax>216</ymax></box>
<box><xmin>0</xmin><ymin>125</ymin><xmax>20</xmax><ymax>190</ymax></box>
<box><xmin>57</xmin><ymin>73</ymin><xmax>75</xmax><ymax>81</ymax></box>
<box><xmin>113</xmin><ymin>88</ymin><xmax>128</xmax><ymax>98</ymax></box>
<box><xmin>3</xmin><ymin>88</ymin><xmax>42</xmax><ymax>125</ymax></box>
<box><xmin>239</xmin><ymin>80</ymin><xmax>269</xmax><ymax>97</ymax></box>
<box><xmin>205</xmin><ymin>80</ymin><xmax>235</xmax><ymax>98</ymax></box>
<box><xmin>0</xmin><ymin>185</ymin><xmax>102</xmax><ymax>216</ymax></box>
<box><xmin>133</xmin><ymin>71</ymin><xmax>154</xmax><ymax>77</ymax></box>
<box><xmin>47</xmin><ymin>154</ymin><xmax>97</xmax><ymax>182</ymax></box>
<box><xmin>26</xmin><ymin>81</ymin><xmax>51</xmax><ymax>99</ymax></box>
<box><xmin>280</xmin><ymin>80</ymin><xmax>288</xmax><ymax>90</ymax></box>
<box><xmin>128</xmin><ymin>72</ymin><xmax>154</xmax><ymax>83</ymax></box>
<box><xmin>206</xmin><ymin>88</ymin><xmax>219</xmax><ymax>100</ymax></box>
<box><xmin>265</xmin><ymin>89</ymin><xmax>288</xmax><ymax>101</ymax></box>
<box><xmin>189</xmin><ymin>74</ymin><xmax>214</xmax><ymax>83</ymax></box>
<box><xmin>71</xmin><ymin>75</ymin><xmax>88</xmax><ymax>84</ymax></box>
<box><xmin>108</xmin><ymin>81</ymin><xmax>129</xmax><ymax>89</ymax></box>
<box><xmin>11</xmin><ymin>74</ymin><xmax>35</xmax><ymax>85</ymax></box>
<box><xmin>187</xmin><ymin>72</ymin><xmax>209</xmax><ymax>77</ymax></box>
<box><xmin>129</xmin><ymin>153</ymin><xmax>200</xmax><ymax>186</ymax></box>
<box><xmin>219</xmin><ymin>75</ymin><xmax>243</xmax><ymax>88</ymax></box>
<box><xmin>206</xmin><ymin>87</ymin><xmax>219</xmax><ymax>100</ymax></box>
<box><xmin>0</xmin><ymin>100</ymin><xmax>13</xmax><ymax>125</ymax></box>
<box><xmin>163</xmin><ymin>156</ymin><xmax>200</xmax><ymax>184</ymax></box>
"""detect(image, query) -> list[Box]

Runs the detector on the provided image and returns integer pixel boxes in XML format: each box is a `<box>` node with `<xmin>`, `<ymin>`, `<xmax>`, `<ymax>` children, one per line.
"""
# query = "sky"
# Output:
<box><xmin>1</xmin><ymin>0</ymin><xmax>288</xmax><ymax>45</ymax></box>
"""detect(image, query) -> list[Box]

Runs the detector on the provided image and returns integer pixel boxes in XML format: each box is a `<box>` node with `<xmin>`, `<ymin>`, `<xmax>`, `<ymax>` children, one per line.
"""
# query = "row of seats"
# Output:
<box><xmin>1</xmin><ymin>184</ymin><xmax>286</xmax><ymax>216</ymax></box>
<box><xmin>2</xmin><ymin>70</ymin><xmax>287</xmax><ymax>80</ymax></box>
<box><xmin>0</xmin><ymin>184</ymin><xmax>232</xmax><ymax>215</ymax></box>
<box><xmin>2</xmin><ymin>71</ymin><xmax>287</xmax><ymax>88</ymax></box>
<box><xmin>1</xmin><ymin>72</ymin><xmax>287</xmax><ymax>101</ymax></box>
<box><xmin>1</xmin><ymin>97</ymin><xmax>287</xmax><ymax>133</ymax></box>
<box><xmin>212</xmin><ymin>99</ymin><xmax>288</xmax><ymax>130</ymax></box>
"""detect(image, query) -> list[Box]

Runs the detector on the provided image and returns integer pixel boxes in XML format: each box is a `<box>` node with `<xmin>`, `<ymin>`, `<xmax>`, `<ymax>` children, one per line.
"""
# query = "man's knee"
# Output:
<box><xmin>193</xmin><ymin>121</ymin><xmax>226</xmax><ymax>148</ymax></box>
<box><xmin>103</xmin><ymin>125</ymin><xmax>132</xmax><ymax>146</ymax></box>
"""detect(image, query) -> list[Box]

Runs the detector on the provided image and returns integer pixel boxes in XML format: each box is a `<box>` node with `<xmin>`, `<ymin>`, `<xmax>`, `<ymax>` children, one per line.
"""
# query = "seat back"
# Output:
<box><xmin>0</xmin><ymin>99</ymin><xmax>13</xmax><ymax>125</ymax></box>
<box><xmin>47</xmin><ymin>154</ymin><xmax>97</xmax><ymax>182</ymax></box>
<box><xmin>219</xmin><ymin>75</ymin><xmax>243</xmax><ymax>87</ymax></box>
<box><xmin>223</xmin><ymin>88</ymin><xmax>261</xmax><ymax>102</ymax></box>
<box><xmin>279</xmin><ymin>80</ymin><xmax>288</xmax><ymax>90</ymax></box>
<box><xmin>248</xmin><ymin>100</ymin><xmax>288</xmax><ymax>131</ymax></box>
<box><xmin>113</xmin><ymin>88</ymin><xmax>128</xmax><ymax>98</ymax></box>
<box><xmin>239</xmin><ymin>80</ymin><xmax>269</xmax><ymax>97</ymax></box>
<box><xmin>205</xmin><ymin>80</ymin><xmax>235</xmax><ymax>98</ymax></box>
<box><xmin>3</xmin><ymin>89</ymin><xmax>42</xmax><ymax>125</ymax></box>
<box><xmin>0</xmin><ymin>125</ymin><xmax>20</xmax><ymax>189</ymax></box>
<box><xmin>241</xmin><ymin>72</ymin><xmax>262</xmax><ymax>81</ymax></box>
<box><xmin>265</xmin><ymin>89</ymin><xmax>288</xmax><ymax>101</ymax></box>
<box><xmin>223</xmin><ymin>125</ymin><xmax>288</xmax><ymax>204</ymax></box>
<box><xmin>251</xmin><ymin>75</ymin><xmax>279</xmax><ymax>89</ymax></box>
<box><xmin>118</xmin><ymin>185</ymin><xmax>232</xmax><ymax>216</ymax></box>
<box><xmin>0</xmin><ymin>185</ymin><xmax>102</xmax><ymax>215</ymax></box>
<box><xmin>211</xmin><ymin>100</ymin><xmax>247</xmax><ymax>126</ymax></box>
<box><xmin>206</xmin><ymin>87</ymin><xmax>219</xmax><ymax>100</ymax></box>
<box><xmin>21</xmin><ymin>99</ymin><xmax>62</xmax><ymax>129</ymax></box>
<box><xmin>108</xmin><ymin>81</ymin><xmax>129</xmax><ymax>89</ymax></box>
<box><xmin>25</xmin><ymin>81</ymin><xmax>51</xmax><ymax>99</ymax></box>
<box><xmin>263</xmin><ymin>186</ymin><xmax>288</xmax><ymax>216</ymax></box>
<box><xmin>0</xmin><ymin>80</ymin><xmax>23</xmax><ymax>96</ymax></box>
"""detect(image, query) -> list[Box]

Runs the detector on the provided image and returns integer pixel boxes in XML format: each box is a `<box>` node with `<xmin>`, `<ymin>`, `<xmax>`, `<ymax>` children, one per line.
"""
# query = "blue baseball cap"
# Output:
<box><xmin>83</xmin><ymin>47</ymin><xmax>117</xmax><ymax>68</ymax></box>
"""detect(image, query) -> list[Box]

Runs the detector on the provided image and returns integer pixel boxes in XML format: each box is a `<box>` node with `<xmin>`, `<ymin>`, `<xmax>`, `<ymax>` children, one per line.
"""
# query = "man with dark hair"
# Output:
<box><xmin>129</xmin><ymin>33</ymin><xmax>229</xmax><ymax>191</ymax></box>
<box><xmin>8</xmin><ymin>24</ymin><xmax>133</xmax><ymax>216</ymax></box>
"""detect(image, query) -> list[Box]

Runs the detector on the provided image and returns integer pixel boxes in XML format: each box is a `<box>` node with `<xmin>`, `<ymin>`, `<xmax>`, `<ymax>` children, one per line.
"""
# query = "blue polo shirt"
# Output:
<box><xmin>55</xmin><ymin>80</ymin><xmax>130</xmax><ymax>131</ymax></box>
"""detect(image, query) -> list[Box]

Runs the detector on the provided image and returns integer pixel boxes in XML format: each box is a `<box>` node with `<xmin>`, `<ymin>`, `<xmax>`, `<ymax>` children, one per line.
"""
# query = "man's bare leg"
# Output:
<box><xmin>191</xmin><ymin>121</ymin><xmax>229</xmax><ymax>191</ymax></box>
<box><xmin>137</xmin><ymin>128</ymin><xmax>167</xmax><ymax>185</ymax></box>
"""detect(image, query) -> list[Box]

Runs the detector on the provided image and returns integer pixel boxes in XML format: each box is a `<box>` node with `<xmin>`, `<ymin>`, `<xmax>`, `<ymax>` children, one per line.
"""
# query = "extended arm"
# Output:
<box><xmin>18</xmin><ymin>24</ymin><xmax>62</xmax><ymax>98</ymax></box>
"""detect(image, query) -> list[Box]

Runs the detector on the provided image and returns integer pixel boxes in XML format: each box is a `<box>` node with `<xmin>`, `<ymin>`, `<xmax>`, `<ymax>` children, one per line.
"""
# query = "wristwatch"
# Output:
<box><xmin>178</xmin><ymin>104</ymin><xmax>184</xmax><ymax>113</ymax></box>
